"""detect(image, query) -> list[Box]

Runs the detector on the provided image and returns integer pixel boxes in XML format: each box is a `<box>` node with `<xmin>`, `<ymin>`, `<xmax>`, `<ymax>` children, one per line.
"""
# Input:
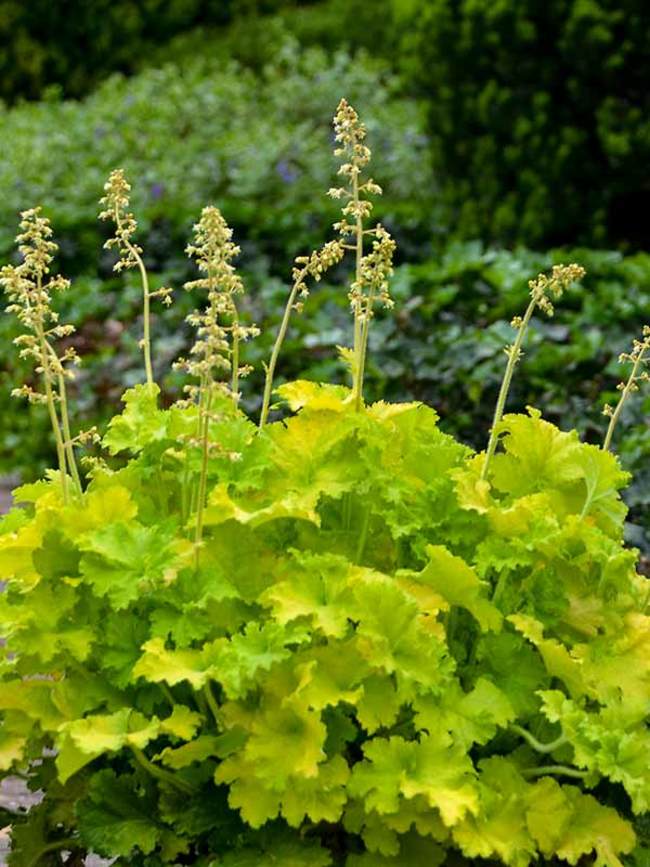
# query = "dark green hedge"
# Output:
<box><xmin>397</xmin><ymin>0</ymin><xmax>650</xmax><ymax>249</ymax></box>
<box><xmin>0</xmin><ymin>0</ymin><xmax>306</xmax><ymax>102</ymax></box>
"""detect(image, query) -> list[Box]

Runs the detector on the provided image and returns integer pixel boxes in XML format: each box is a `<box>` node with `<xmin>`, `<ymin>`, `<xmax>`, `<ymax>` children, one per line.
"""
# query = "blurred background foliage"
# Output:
<box><xmin>0</xmin><ymin>0</ymin><xmax>649</xmax><ymax>563</ymax></box>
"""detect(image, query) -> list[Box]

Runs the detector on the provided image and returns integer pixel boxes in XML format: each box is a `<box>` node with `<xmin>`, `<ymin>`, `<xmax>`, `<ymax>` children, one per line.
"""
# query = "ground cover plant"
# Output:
<box><xmin>0</xmin><ymin>101</ymin><xmax>649</xmax><ymax>867</ymax></box>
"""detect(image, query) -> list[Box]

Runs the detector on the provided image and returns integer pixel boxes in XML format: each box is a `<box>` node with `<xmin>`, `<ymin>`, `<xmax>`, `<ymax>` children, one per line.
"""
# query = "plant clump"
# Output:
<box><xmin>0</xmin><ymin>102</ymin><xmax>648</xmax><ymax>867</ymax></box>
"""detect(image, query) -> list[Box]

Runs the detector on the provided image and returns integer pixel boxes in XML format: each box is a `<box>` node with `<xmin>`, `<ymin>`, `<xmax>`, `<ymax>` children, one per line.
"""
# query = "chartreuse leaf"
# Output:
<box><xmin>482</xmin><ymin>410</ymin><xmax>630</xmax><ymax>533</ymax></box>
<box><xmin>574</xmin><ymin>443</ymin><xmax>630</xmax><ymax>529</ymax></box>
<box><xmin>103</xmin><ymin>383</ymin><xmax>168</xmax><ymax>455</ymax></box>
<box><xmin>160</xmin><ymin>705</ymin><xmax>202</xmax><ymax>740</ymax></box>
<box><xmin>578</xmin><ymin>612</ymin><xmax>650</xmax><ymax>712</ymax></box>
<box><xmin>135</xmin><ymin>621</ymin><xmax>309</xmax><ymax>697</ymax></box>
<box><xmin>354</xmin><ymin>577</ymin><xmax>452</xmax><ymax>692</ymax></box>
<box><xmin>476</xmin><ymin>631</ymin><xmax>548</xmax><ymax>717</ymax></box>
<box><xmin>344</xmin><ymin>796</ymin><xmax>449</xmax><ymax>858</ymax></box>
<box><xmin>261</xmin><ymin>551</ymin><xmax>357</xmax><ymax>638</ymax></box>
<box><xmin>232</xmin><ymin>698</ymin><xmax>327</xmax><ymax>785</ymax></box>
<box><xmin>292</xmin><ymin>641</ymin><xmax>368</xmax><ymax>710</ymax></box>
<box><xmin>133</xmin><ymin>638</ymin><xmax>210</xmax><ymax>689</ymax></box>
<box><xmin>203</xmin><ymin>482</ymin><xmax>322</xmax><ymax>528</ymax></box>
<box><xmin>0</xmin><ymin>728</ymin><xmax>26</xmax><ymax>770</ymax></box>
<box><xmin>553</xmin><ymin>786</ymin><xmax>636</xmax><ymax>866</ymax></box>
<box><xmin>277</xmin><ymin>380</ymin><xmax>351</xmax><ymax>413</ymax></box>
<box><xmin>409</xmin><ymin>545</ymin><xmax>502</xmax><ymax>632</ymax></box>
<box><xmin>414</xmin><ymin>677</ymin><xmax>515</xmax><ymax>748</ymax></box>
<box><xmin>356</xmin><ymin>674</ymin><xmax>403</xmax><ymax>734</ymax></box>
<box><xmin>79</xmin><ymin>519</ymin><xmax>185</xmax><ymax>609</ymax></box>
<box><xmin>539</xmin><ymin>690</ymin><xmax>650</xmax><ymax>813</ymax></box>
<box><xmin>0</xmin><ymin>679</ymin><xmax>66</xmax><ymax>730</ymax></box>
<box><xmin>56</xmin><ymin>709</ymin><xmax>160</xmax><ymax>783</ymax></box>
<box><xmin>156</xmin><ymin>735</ymin><xmax>222</xmax><ymax>770</ymax></box>
<box><xmin>453</xmin><ymin>757</ymin><xmax>635</xmax><ymax>867</ymax></box>
<box><xmin>508</xmin><ymin>613</ymin><xmax>587</xmax><ymax>698</ymax></box>
<box><xmin>60</xmin><ymin>483</ymin><xmax>137</xmax><ymax>538</ymax></box>
<box><xmin>212</xmin><ymin>621</ymin><xmax>311</xmax><ymax>699</ymax></box>
<box><xmin>452</xmin><ymin>757</ymin><xmax>537</xmax><ymax>867</ymax></box>
<box><xmin>0</xmin><ymin>505</ymin><xmax>53</xmax><ymax>590</ymax></box>
<box><xmin>218</xmin><ymin>753</ymin><xmax>349</xmax><ymax>829</ymax></box>
<box><xmin>349</xmin><ymin>734</ymin><xmax>478</xmax><ymax>827</ymax></box>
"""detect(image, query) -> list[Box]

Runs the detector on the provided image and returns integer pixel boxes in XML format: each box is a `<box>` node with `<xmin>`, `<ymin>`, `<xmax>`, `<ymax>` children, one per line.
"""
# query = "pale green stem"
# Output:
<box><xmin>26</xmin><ymin>837</ymin><xmax>78</xmax><ymax>867</ymax></box>
<box><xmin>603</xmin><ymin>347</ymin><xmax>648</xmax><ymax>451</ymax></box>
<box><xmin>115</xmin><ymin>205</ymin><xmax>154</xmax><ymax>387</ymax></box>
<box><xmin>131</xmin><ymin>746</ymin><xmax>194</xmax><ymax>794</ymax></box>
<box><xmin>481</xmin><ymin>298</ymin><xmax>537</xmax><ymax>481</ymax></box>
<box><xmin>511</xmin><ymin>724</ymin><xmax>567</xmax><ymax>754</ymax></box>
<box><xmin>188</xmin><ymin>371</ymin><xmax>208</xmax><ymax>520</ymax></box>
<box><xmin>55</xmin><ymin>369</ymin><xmax>82</xmax><ymax>496</ymax></box>
<box><xmin>355</xmin><ymin>506</ymin><xmax>371</xmax><ymax>564</ymax></box>
<box><xmin>43</xmin><ymin>341</ymin><xmax>81</xmax><ymax>495</ymax></box>
<box><xmin>35</xmin><ymin>320</ymin><xmax>68</xmax><ymax>503</ymax></box>
<box><xmin>521</xmin><ymin>764</ymin><xmax>588</xmax><ymax>781</ymax></box>
<box><xmin>352</xmin><ymin>172</ymin><xmax>364</xmax><ymax>394</ymax></box>
<box><xmin>194</xmin><ymin>385</ymin><xmax>213</xmax><ymax>569</ymax></box>
<box><xmin>160</xmin><ymin>682</ymin><xmax>176</xmax><ymax>708</ymax></box>
<box><xmin>354</xmin><ymin>285</ymin><xmax>377</xmax><ymax>412</ymax></box>
<box><xmin>203</xmin><ymin>682</ymin><xmax>220</xmax><ymax>723</ymax></box>
<box><xmin>231</xmin><ymin>303</ymin><xmax>240</xmax><ymax>405</ymax></box>
<box><xmin>259</xmin><ymin>269</ymin><xmax>307</xmax><ymax>429</ymax></box>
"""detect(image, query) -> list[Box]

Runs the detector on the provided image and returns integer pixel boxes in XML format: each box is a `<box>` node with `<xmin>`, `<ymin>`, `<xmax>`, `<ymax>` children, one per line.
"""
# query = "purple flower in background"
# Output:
<box><xmin>276</xmin><ymin>159</ymin><xmax>299</xmax><ymax>184</ymax></box>
<box><xmin>150</xmin><ymin>182</ymin><xmax>165</xmax><ymax>201</ymax></box>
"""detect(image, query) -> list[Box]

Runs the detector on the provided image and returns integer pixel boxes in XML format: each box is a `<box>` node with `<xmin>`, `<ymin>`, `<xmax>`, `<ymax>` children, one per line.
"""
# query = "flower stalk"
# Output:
<box><xmin>176</xmin><ymin>207</ymin><xmax>256</xmax><ymax>564</ymax></box>
<box><xmin>481</xmin><ymin>263</ymin><xmax>585</xmax><ymax>480</ymax></box>
<box><xmin>260</xmin><ymin>240</ymin><xmax>344</xmax><ymax>428</ymax></box>
<box><xmin>1</xmin><ymin>208</ymin><xmax>89</xmax><ymax>502</ymax></box>
<box><xmin>99</xmin><ymin>169</ymin><xmax>173</xmax><ymax>387</ymax></box>
<box><xmin>602</xmin><ymin>325</ymin><xmax>650</xmax><ymax>452</ymax></box>
<box><xmin>330</xmin><ymin>99</ymin><xmax>395</xmax><ymax>409</ymax></box>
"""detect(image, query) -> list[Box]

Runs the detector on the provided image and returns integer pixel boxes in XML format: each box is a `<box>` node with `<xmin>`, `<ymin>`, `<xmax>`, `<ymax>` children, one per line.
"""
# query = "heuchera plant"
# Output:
<box><xmin>0</xmin><ymin>101</ymin><xmax>648</xmax><ymax>867</ymax></box>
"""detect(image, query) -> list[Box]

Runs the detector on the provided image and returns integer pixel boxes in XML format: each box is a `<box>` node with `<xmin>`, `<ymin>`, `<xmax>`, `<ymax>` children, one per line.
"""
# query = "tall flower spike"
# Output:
<box><xmin>99</xmin><ymin>169</ymin><xmax>173</xmax><ymax>387</ymax></box>
<box><xmin>603</xmin><ymin>325</ymin><xmax>650</xmax><ymax>452</ymax></box>
<box><xmin>481</xmin><ymin>263</ymin><xmax>586</xmax><ymax>481</ymax></box>
<box><xmin>259</xmin><ymin>238</ymin><xmax>345</xmax><ymax>428</ymax></box>
<box><xmin>177</xmin><ymin>207</ymin><xmax>257</xmax><ymax>565</ymax></box>
<box><xmin>0</xmin><ymin>208</ymin><xmax>87</xmax><ymax>501</ymax></box>
<box><xmin>329</xmin><ymin>98</ymin><xmax>395</xmax><ymax>410</ymax></box>
<box><xmin>182</xmin><ymin>206</ymin><xmax>259</xmax><ymax>402</ymax></box>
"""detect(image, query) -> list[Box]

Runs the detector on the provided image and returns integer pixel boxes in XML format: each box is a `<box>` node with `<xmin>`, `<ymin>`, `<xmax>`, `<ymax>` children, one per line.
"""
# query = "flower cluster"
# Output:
<box><xmin>0</xmin><ymin>208</ymin><xmax>77</xmax><ymax>405</ymax></box>
<box><xmin>177</xmin><ymin>207</ymin><xmax>258</xmax><ymax>401</ymax></box>
<box><xmin>527</xmin><ymin>262</ymin><xmax>586</xmax><ymax>317</ymax></box>
<box><xmin>98</xmin><ymin>169</ymin><xmax>142</xmax><ymax>272</ymax></box>
<box><xmin>0</xmin><ymin>208</ymin><xmax>98</xmax><ymax>500</ymax></box>
<box><xmin>291</xmin><ymin>239</ymin><xmax>346</xmax><ymax>313</ymax></box>
<box><xmin>350</xmin><ymin>224</ymin><xmax>396</xmax><ymax>325</ymax></box>
<box><xmin>329</xmin><ymin>98</ymin><xmax>395</xmax><ymax>325</ymax></box>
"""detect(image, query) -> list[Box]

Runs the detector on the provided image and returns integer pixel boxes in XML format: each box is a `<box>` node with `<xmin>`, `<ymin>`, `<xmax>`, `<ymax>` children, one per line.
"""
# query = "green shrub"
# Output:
<box><xmin>0</xmin><ymin>0</ymin><xmax>309</xmax><ymax>103</ymax></box>
<box><xmin>0</xmin><ymin>99</ymin><xmax>648</xmax><ymax>867</ymax></box>
<box><xmin>397</xmin><ymin>0</ymin><xmax>650</xmax><ymax>248</ymax></box>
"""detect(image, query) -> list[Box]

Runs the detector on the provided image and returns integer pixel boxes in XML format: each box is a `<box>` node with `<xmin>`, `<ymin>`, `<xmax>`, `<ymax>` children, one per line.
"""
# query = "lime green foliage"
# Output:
<box><xmin>0</xmin><ymin>379</ymin><xmax>647</xmax><ymax>864</ymax></box>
